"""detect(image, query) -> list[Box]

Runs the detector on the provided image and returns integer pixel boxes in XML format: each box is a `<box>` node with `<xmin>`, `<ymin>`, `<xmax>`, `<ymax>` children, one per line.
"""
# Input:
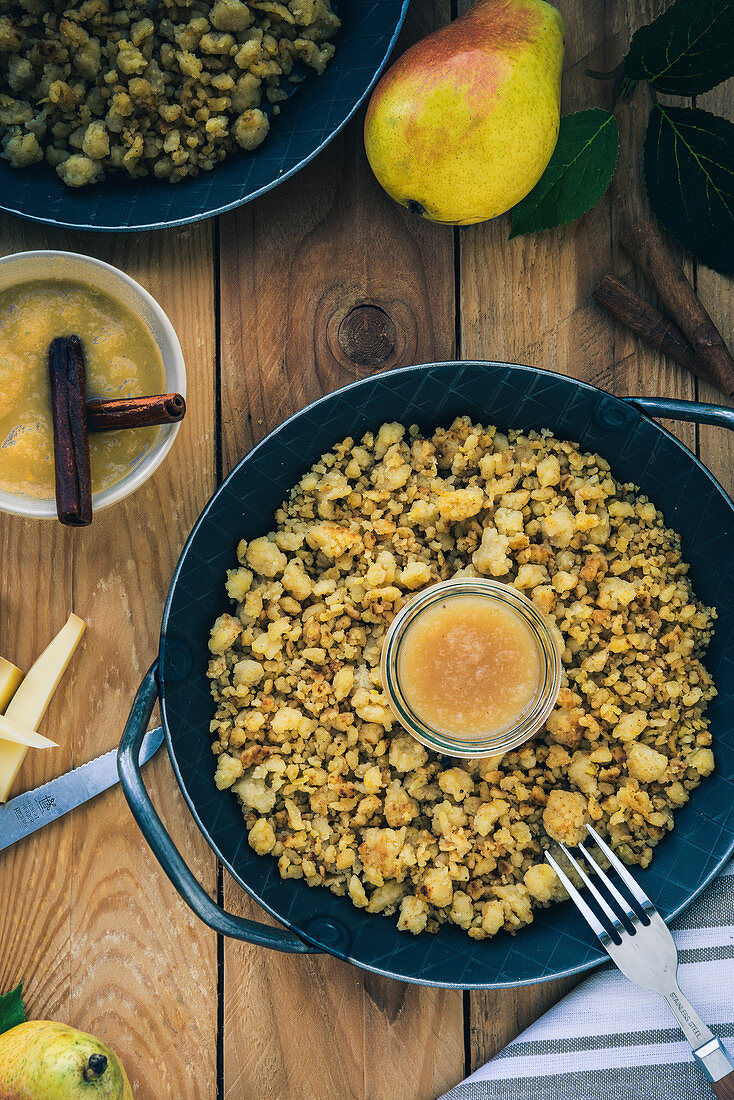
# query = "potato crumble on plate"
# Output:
<box><xmin>0</xmin><ymin>0</ymin><xmax>339</xmax><ymax>186</ymax></box>
<box><xmin>207</xmin><ymin>418</ymin><xmax>716</xmax><ymax>939</ymax></box>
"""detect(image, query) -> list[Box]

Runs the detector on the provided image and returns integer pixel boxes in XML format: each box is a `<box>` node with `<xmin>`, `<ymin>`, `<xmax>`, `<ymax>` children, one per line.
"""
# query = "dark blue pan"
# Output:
<box><xmin>0</xmin><ymin>1</ymin><xmax>408</xmax><ymax>232</ymax></box>
<box><xmin>119</xmin><ymin>362</ymin><xmax>734</xmax><ymax>988</ymax></box>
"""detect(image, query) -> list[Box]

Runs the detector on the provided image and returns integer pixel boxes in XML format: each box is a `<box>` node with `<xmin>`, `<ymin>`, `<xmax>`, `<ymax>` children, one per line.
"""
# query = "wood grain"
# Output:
<box><xmin>605</xmin><ymin>1</ymin><xmax>696</xmax><ymax>451</ymax></box>
<box><xmin>458</xmin><ymin>0</ymin><xmax>615</xmax><ymax>377</ymax></box>
<box><xmin>695</xmin><ymin>82</ymin><xmax>734</xmax><ymax>501</ymax></box>
<box><xmin>0</xmin><ymin>220</ymin><xmax>219</xmax><ymax>1099</ymax></box>
<box><xmin>220</xmin><ymin>3</ymin><xmax>455</xmax><ymax>470</ymax></box>
<box><xmin>218</xmin><ymin>4</ymin><xmax>463</xmax><ymax>1097</ymax></box>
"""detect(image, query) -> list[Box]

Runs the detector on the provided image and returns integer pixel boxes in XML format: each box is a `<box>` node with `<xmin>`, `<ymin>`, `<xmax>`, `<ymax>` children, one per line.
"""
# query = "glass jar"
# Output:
<box><xmin>380</xmin><ymin>577</ymin><xmax>562</xmax><ymax>759</ymax></box>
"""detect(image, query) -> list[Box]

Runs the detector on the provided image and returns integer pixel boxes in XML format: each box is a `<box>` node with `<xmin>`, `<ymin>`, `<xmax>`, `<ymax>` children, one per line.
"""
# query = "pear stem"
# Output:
<box><xmin>83</xmin><ymin>1054</ymin><xmax>108</xmax><ymax>1081</ymax></box>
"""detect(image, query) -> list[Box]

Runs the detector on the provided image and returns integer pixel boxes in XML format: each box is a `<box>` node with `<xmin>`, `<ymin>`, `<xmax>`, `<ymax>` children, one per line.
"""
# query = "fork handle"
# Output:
<box><xmin>711</xmin><ymin>1073</ymin><xmax>734</xmax><ymax>1099</ymax></box>
<box><xmin>663</xmin><ymin>988</ymin><xmax>734</xmax><ymax>1088</ymax></box>
<box><xmin>692</xmin><ymin>1034</ymin><xmax>734</xmax><ymax>1093</ymax></box>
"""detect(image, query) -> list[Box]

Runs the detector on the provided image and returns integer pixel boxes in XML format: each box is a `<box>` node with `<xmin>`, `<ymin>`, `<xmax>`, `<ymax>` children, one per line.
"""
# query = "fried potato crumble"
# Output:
<box><xmin>0</xmin><ymin>0</ymin><xmax>339</xmax><ymax>186</ymax></box>
<box><xmin>207</xmin><ymin>418</ymin><xmax>717</xmax><ymax>939</ymax></box>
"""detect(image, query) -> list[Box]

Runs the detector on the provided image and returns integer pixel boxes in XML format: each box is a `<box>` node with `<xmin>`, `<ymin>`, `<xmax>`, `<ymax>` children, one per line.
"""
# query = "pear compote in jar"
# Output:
<box><xmin>380</xmin><ymin>578</ymin><xmax>562</xmax><ymax>759</ymax></box>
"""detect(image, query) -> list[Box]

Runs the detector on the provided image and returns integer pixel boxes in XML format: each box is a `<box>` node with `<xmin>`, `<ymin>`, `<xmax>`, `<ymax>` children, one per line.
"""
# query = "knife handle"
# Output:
<box><xmin>117</xmin><ymin>663</ymin><xmax>319</xmax><ymax>954</ymax></box>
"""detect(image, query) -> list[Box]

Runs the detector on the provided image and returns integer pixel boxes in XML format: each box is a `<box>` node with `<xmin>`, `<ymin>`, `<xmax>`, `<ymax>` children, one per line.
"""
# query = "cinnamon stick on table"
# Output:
<box><xmin>86</xmin><ymin>392</ymin><xmax>186</xmax><ymax>432</ymax></box>
<box><xmin>48</xmin><ymin>335</ymin><xmax>93</xmax><ymax>527</ymax></box>
<box><xmin>592</xmin><ymin>275</ymin><xmax>704</xmax><ymax>377</ymax></box>
<box><xmin>620</xmin><ymin>220</ymin><xmax>734</xmax><ymax>397</ymax></box>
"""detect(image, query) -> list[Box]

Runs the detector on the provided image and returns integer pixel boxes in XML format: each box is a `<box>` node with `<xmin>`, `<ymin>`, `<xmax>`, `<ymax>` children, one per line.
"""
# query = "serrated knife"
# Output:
<box><xmin>0</xmin><ymin>725</ymin><xmax>164</xmax><ymax>852</ymax></box>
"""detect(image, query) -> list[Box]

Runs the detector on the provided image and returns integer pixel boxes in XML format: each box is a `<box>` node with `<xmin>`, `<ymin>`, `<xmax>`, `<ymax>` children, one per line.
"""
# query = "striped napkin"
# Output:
<box><xmin>441</xmin><ymin>858</ymin><xmax>734</xmax><ymax>1100</ymax></box>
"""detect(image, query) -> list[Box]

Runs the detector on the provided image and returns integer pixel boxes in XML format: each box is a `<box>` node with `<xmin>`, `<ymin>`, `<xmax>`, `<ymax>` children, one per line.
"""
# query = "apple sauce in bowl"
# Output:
<box><xmin>0</xmin><ymin>279</ymin><xmax>166</xmax><ymax>500</ymax></box>
<box><xmin>0</xmin><ymin>250</ymin><xmax>186</xmax><ymax>518</ymax></box>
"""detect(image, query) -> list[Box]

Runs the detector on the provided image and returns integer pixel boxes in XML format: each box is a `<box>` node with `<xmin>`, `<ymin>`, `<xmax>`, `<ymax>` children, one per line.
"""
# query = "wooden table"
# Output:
<box><xmin>1</xmin><ymin>2</ymin><xmax>731</xmax><ymax>1097</ymax></box>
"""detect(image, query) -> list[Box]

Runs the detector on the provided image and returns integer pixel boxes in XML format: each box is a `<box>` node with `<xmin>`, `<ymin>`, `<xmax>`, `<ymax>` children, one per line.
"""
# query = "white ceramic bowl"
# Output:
<box><xmin>0</xmin><ymin>250</ymin><xmax>186</xmax><ymax>518</ymax></box>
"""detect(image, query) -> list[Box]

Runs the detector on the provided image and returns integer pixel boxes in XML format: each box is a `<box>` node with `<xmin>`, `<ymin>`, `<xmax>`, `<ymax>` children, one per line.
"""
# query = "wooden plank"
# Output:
<box><xmin>695</xmin><ymin>82</ymin><xmax>734</xmax><ymax>500</ymax></box>
<box><xmin>220</xmin><ymin>0</ymin><xmax>454</xmax><ymax>470</ymax></box>
<box><xmin>457</xmin><ymin>0</ymin><xmax>616</xmax><ymax>380</ymax></box>
<box><xmin>0</xmin><ymin>219</ymin><xmax>219</xmax><ymax>1099</ymax></box>
<box><xmin>469</xmin><ymin>977</ymin><xmax>578</xmax><ymax>1072</ymax></box>
<box><xmin>218</xmin><ymin>5</ymin><xmax>464</xmax><ymax>1097</ymax></box>
<box><xmin>605</xmin><ymin>0</ymin><xmax>696</xmax><ymax>453</ymax></box>
<box><xmin>458</xmin><ymin>0</ymin><xmax>698</xmax><ymax>1072</ymax></box>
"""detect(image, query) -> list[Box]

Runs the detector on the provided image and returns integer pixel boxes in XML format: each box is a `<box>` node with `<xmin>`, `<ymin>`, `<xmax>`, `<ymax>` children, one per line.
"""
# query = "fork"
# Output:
<box><xmin>546</xmin><ymin>824</ymin><xmax>734</xmax><ymax>1098</ymax></box>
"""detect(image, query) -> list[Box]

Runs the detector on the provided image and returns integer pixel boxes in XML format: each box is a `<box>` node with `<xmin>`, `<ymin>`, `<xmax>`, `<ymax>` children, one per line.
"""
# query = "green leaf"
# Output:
<box><xmin>624</xmin><ymin>0</ymin><xmax>734</xmax><ymax>96</ymax></box>
<box><xmin>510</xmin><ymin>110</ymin><xmax>619</xmax><ymax>238</ymax></box>
<box><xmin>0</xmin><ymin>984</ymin><xmax>25</xmax><ymax>1036</ymax></box>
<box><xmin>644</xmin><ymin>104</ymin><xmax>734</xmax><ymax>275</ymax></box>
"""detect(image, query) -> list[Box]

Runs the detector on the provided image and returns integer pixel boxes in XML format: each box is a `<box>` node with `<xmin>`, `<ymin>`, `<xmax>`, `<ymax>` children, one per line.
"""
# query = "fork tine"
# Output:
<box><xmin>581</xmin><ymin>844</ymin><xmax>640</xmax><ymax>927</ymax></box>
<box><xmin>586</xmin><ymin>824</ymin><xmax>654</xmax><ymax>912</ymax></box>
<box><xmin>557</xmin><ymin>843</ymin><xmax>627</xmax><ymax>938</ymax></box>
<box><xmin>545</xmin><ymin>851</ymin><xmax>612</xmax><ymax>943</ymax></box>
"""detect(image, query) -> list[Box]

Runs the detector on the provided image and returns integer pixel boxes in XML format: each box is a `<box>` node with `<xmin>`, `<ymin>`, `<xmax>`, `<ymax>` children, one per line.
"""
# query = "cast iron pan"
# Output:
<box><xmin>119</xmin><ymin>361</ymin><xmax>734</xmax><ymax>988</ymax></box>
<box><xmin>0</xmin><ymin>1</ymin><xmax>409</xmax><ymax>232</ymax></box>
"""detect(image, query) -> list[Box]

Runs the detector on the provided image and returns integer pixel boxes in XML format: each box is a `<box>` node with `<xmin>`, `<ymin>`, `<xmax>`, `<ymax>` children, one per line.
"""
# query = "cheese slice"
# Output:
<box><xmin>0</xmin><ymin>657</ymin><xmax>23</xmax><ymax>713</ymax></box>
<box><xmin>0</xmin><ymin>714</ymin><xmax>58</xmax><ymax>749</ymax></box>
<box><xmin>0</xmin><ymin>614</ymin><xmax>86</xmax><ymax>801</ymax></box>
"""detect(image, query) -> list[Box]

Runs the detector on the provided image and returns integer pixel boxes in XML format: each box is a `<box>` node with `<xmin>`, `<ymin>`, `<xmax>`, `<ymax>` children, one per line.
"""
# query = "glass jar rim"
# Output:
<box><xmin>380</xmin><ymin>577</ymin><xmax>562</xmax><ymax>759</ymax></box>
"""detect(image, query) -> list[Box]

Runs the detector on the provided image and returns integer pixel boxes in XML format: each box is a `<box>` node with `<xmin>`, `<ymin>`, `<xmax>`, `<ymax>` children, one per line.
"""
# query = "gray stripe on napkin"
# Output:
<box><xmin>679</xmin><ymin>943</ymin><xmax>734</xmax><ymax>964</ymax></box>
<box><xmin>441</xmin><ymin>1061</ymin><xmax>712</xmax><ymax>1100</ymax></box>
<box><xmin>495</xmin><ymin>1023</ymin><xmax>734</xmax><ymax>1060</ymax></box>
<box><xmin>674</xmin><ymin>877</ymin><xmax>734</xmax><ymax>929</ymax></box>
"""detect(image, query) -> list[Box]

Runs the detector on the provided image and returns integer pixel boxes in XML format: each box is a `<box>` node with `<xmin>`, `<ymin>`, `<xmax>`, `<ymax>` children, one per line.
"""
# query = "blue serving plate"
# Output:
<box><xmin>120</xmin><ymin>361</ymin><xmax>734</xmax><ymax>988</ymax></box>
<box><xmin>0</xmin><ymin>1</ymin><xmax>408</xmax><ymax>232</ymax></box>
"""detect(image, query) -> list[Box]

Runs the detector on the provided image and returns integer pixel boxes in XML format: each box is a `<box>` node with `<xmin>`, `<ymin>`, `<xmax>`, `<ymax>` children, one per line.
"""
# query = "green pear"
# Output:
<box><xmin>0</xmin><ymin>1021</ymin><xmax>133</xmax><ymax>1099</ymax></box>
<box><xmin>364</xmin><ymin>0</ymin><xmax>565</xmax><ymax>225</ymax></box>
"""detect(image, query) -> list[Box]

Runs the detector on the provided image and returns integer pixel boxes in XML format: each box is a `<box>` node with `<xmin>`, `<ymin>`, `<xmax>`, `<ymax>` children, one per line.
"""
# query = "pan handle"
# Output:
<box><xmin>117</xmin><ymin>663</ymin><xmax>319</xmax><ymax>954</ymax></box>
<box><xmin>625</xmin><ymin>395</ymin><xmax>734</xmax><ymax>432</ymax></box>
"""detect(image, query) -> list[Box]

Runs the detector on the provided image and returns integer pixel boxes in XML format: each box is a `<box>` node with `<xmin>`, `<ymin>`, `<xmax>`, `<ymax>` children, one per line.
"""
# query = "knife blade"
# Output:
<box><xmin>0</xmin><ymin>725</ymin><xmax>164</xmax><ymax>852</ymax></box>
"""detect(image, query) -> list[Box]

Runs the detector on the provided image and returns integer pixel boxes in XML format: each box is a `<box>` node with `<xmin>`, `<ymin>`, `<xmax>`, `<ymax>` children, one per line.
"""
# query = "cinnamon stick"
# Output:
<box><xmin>620</xmin><ymin>220</ymin><xmax>734</xmax><ymax>397</ymax></box>
<box><xmin>86</xmin><ymin>393</ymin><xmax>186</xmax><ymax>432</ymax></box>
<box><xmin>48</xmin><ymin>335</ymin><xmax>93</xmax><ymax>527</ymax></box>
<box><xmin>592</xmin><ymin>275</ymin><xmax>705</xmax><ymax>376</ymax></box>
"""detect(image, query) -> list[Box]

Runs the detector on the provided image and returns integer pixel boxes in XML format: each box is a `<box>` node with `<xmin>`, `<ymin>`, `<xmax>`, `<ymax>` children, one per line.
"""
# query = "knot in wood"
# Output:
<box><xmin>337</xmin><ymin>305</ymin><xmax>397</xmax><ymax>367</ymax></box>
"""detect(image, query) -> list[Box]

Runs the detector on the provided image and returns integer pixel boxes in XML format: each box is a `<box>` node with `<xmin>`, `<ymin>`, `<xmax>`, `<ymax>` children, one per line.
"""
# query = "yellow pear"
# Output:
<box><xmin>0</xmin><ymin>1021</ymin><xmax>133</xmax><ymax>1099</ymax></box>
<box><xmin>364</xmin><ymin>0</ymin><xmax>565</xmax><ymax>225</ymax></box>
